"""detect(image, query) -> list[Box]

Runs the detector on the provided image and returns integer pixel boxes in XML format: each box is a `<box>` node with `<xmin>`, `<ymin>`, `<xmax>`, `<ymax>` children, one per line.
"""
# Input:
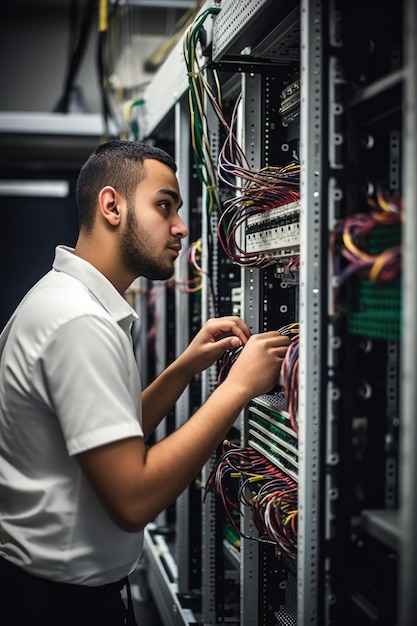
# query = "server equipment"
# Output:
<box><xmin>112</xmin><ymin>1</ymin><xmax>417</xmax><ymax>624</ymax></box>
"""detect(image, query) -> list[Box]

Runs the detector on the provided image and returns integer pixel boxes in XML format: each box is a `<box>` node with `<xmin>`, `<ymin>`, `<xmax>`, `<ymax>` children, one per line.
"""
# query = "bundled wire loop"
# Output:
<box><xmin>175</xmin><ymin>239</ymin><xmax>206</xmax><ymax>293</ymax></box>
<box><xmin>281</xmin><ymin>335</ymin><xmax>299</xmax><ymax>434</ymax></box>
<box><xmin>205</xmin><ymin>440</ymin><xmax>298</xmax><ymax>561</ymax></box>
<box><xmin>330</xmin><ymin>188</ymin><xmax>402</xmax><ymax>308</ymax></box>
<box><xmin>183</xmin><ymin>4</ymin><xmax>222</xmax><ymax>213</ymax></box>
<box><xmin>217</xmin><ymin>95</ymin><xmax>300</xmax><ymax>267</ymax></box>
<box><xmin>217</xmin><ymin>322</ymin><xmax>299</xmax><ymax>391</ymax></box>
<box><xmin>183</xmin><ymin>12</ymin><xmax>300</xmax><ymax>271</ymax></box>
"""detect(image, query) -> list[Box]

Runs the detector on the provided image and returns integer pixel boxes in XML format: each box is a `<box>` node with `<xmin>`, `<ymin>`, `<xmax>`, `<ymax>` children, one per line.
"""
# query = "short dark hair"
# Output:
<box><xmin>76</xmin><ymin>140</ymin><xmax>177</xmax><ymax>232</ymax></box>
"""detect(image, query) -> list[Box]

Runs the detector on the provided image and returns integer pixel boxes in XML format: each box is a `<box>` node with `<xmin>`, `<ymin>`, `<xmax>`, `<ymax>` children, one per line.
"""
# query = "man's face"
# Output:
<box><xmin>120</xmin><ymin>159</ymin><xmax>188</xmax><ymax>280</ymax></box>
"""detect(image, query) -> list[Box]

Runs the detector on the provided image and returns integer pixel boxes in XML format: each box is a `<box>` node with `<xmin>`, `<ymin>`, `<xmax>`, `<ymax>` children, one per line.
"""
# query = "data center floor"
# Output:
<box><xmin>129</xmin><ymin>565</ymin><xmax>164</xmax><ymax>626</ymax></box>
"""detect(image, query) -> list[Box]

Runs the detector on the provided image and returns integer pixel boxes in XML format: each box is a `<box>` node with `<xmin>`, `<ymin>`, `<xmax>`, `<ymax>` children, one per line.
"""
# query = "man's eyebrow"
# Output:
<box><xmin>157</xmin><ymin>189</ymin><xmax>183</xmax><ymax>208</ymax></box>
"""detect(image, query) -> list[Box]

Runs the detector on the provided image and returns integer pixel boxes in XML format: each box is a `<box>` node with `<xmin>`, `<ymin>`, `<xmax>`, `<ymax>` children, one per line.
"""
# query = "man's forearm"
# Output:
<box><xmin>141</xmin><ymin>355</ymin><xmax>195</xmax><ymax>437</ymax></box>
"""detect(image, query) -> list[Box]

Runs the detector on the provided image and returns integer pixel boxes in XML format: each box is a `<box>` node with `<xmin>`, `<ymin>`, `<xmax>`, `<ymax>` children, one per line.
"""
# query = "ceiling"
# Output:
<box><xmin>3</xmin><ymin>0</ymin><xmax>196</xmax><ymax>6</ymax></box>
<box><xmin>0</xmin><ymin>0</ymin><xmax>204</xmax><ymax>171</ymax></box>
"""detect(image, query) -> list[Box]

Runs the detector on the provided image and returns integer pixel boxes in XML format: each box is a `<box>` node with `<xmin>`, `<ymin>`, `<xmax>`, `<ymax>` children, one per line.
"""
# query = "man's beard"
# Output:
<box><xmin>121</xmin><ymin>205</ymin><xmax>175</xmax><ymax>281</ymax></box>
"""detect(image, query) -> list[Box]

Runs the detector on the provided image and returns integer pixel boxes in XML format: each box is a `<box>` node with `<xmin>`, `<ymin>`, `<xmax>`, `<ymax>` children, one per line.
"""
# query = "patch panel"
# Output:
<box><xmin>245</xmin><ymin>200</ymin><xmax>300</xmax><ymax>258</ymax></box>
<box><xmin>248</xmin><ymin>438</ymin><xmax>298</xmax><ymax>483</ymax></box>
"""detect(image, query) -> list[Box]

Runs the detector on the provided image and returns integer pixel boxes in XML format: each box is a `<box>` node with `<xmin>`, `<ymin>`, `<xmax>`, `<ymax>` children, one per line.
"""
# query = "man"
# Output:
<box><xmin>0</xmin><ymin>140</ymin><xmax>290</xmax><ymax>625</ymax></box>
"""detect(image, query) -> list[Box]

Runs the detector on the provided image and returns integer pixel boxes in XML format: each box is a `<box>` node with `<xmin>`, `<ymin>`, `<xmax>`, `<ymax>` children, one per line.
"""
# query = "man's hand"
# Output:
<box><xmin>179</xmin><ymin>316</ymin><xmax>251</xmax><ymax>376</ymax></box>
<box><xmin>224</xmin><ymin>331</ymin><xmax>291</xmax><ymax>400</ymax></box>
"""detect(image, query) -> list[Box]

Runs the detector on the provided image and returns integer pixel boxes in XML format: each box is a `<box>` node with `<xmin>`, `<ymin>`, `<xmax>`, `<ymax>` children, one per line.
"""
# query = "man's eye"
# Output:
<box><xmin>160</xmin><ymin>201</ymin><xmax>170</xmax><ymax>212</ymax></box>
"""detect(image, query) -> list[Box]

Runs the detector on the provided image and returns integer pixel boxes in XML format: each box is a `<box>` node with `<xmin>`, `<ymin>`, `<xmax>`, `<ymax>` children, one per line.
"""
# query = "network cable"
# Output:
<box><xmin>205</xmin><ymin>439</ymin><xmax>298</xmax><ymax>561</ymax></box>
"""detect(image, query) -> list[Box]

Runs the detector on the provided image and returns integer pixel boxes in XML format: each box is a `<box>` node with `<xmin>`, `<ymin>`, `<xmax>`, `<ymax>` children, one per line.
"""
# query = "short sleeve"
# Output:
<box><xmin>33</xmin><ymin>314</ymin><xmax>143</xmax><ymax>455</ymax></box>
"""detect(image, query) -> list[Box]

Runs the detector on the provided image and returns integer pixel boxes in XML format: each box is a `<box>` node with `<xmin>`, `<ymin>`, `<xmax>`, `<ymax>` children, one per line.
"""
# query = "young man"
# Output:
<box><xmin>0</xmin><ymin>140</ymin><xmax>290</xmax><ymax>625</ymax></box>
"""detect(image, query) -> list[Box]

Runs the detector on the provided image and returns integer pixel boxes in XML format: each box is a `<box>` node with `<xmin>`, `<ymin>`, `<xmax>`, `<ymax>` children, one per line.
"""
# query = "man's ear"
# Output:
<box><xmin>98</xmin><ymin>186</ymin><xmax>122</xmax><ymax>226</ymax></box>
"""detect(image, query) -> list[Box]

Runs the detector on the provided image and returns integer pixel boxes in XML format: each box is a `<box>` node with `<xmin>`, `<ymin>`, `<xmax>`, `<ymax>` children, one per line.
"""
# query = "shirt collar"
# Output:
<box><xmin>52</xmin><ymin>245</ymin><xmax>138</xmax><ymax>327</ymax></box>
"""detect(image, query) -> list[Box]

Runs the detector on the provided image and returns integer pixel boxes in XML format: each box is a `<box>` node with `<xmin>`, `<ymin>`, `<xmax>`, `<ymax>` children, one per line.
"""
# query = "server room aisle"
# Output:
<box><xmin>128</xmin><ymin>564</ymin><xmax>163</xmax><ymax>626</ymax></box>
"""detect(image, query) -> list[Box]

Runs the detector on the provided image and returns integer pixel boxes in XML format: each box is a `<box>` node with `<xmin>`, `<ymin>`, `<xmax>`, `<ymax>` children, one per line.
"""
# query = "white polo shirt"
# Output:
<box><xmin>0</xmin><ymin>246</ymin><xmax>144</xmax><ymax>585</ymax></box>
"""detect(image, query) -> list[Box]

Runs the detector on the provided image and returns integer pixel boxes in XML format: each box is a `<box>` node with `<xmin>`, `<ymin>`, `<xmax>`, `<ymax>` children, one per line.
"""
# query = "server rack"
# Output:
<box><xmin>323</xmin><ymin>3</ymin><xmax>406</xmax><ymax>624</ymax></box>
<box><xmin>138</xmin><ymin>1</ymin><xmax>416</xmax><ymax>625</ymax></box>
<box><xmin>400</xmin><ymin>2</ymin><xmax>417</xmax><ymax>623</ymax></box>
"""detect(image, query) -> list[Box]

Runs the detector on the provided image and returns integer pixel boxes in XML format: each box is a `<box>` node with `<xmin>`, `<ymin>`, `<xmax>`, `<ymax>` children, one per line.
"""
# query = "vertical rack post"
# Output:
<box><xmin>297</xmin><ymin>0</ymin><xmax>324</xmax><ymax>623</ymax></box>
<box><xmin>200</xmin><ymin>92</ymin><xmax>221</xmax><ymax>626</ymax></box>
<box><xmin>240</xmin><ymin>71</ymin><xmax>264</xmax><ymax>625</ymax></box>
<box><xmin>399</xmin><ymin>0</ymin><xmax>417</xmax><ymax>623</ymax></box>
<box><xmin>174</xmin><ymin>98</ymin><xmax>192</xmax><ymax>594</ymax></box>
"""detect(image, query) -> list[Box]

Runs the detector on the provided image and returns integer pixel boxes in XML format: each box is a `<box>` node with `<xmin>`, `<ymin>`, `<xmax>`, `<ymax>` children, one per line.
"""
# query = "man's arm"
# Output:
<box><xmin>76</xmin><ymin>330</ymin><xmax>290</xmax><ymax>532</ymax></box>
<box><xmin>141</xmin><ymin>315</ymin><xmax>251</xmax><ymax>437</ymax></box>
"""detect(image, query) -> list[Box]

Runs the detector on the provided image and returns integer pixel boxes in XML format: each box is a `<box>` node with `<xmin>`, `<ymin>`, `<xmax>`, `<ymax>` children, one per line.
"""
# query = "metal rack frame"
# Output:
<box><xmin>141</xmin><ymin>1</ymin><xmax>416</xmax><ymax>624</ymax></box>
<box><xmin>399</xmin><ymin>0</ymin><xmax>417</xmax><ymax>623</ymax></box>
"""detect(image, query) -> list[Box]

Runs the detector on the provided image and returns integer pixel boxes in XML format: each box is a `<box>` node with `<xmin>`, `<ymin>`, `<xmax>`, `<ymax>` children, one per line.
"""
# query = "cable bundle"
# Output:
<box><xmin>183</xmin><ymin>19</ymin><xmax>300</xmax><ymax>270</ymax></box>
<box><xmin>277</xmin><ymin>322</ymin><xmax>300</xmax><ymax>339</ymax></box>
<box><xmin>182</xmin><ymin>5</ymin><xmax>226</xmax><ymax>314</ymax></box>
<box><xmin>216</xmin><ymin>344</ymin><xmax>243</xmax><ymax>385</ymax></box>
<box><xmin>54</xmin><ymin>0</ymin><xmax>97</xmax><ymax>114</ymax></box>
<box><xmin>183</xmin><ymin>4</ymin><xmax>222</xmax><ymax>214</ymax></box>
<box><xmin>205</xmin><ymin>440</ymin><xmax>298</xmax><ymax>561</ymax></box>
<box><xmin>216</xmin><ymin>95</ymin><xmax>300</xmax><ymax>267</ymax></box>
<box><xmin>330</xmin><ymin>189</ymin><xmax>402</xmax><ymax>304</ymax></box>
<box><xmin>281</xmin><ymin>335</ymin><xmax>299</xmax><ymax>435</ymax></box>
<box><xmin>175</xmin><ymin>239</ymin><xmax>205</xmax><ymax>294</ymax></box>
<box><xmin>217</xmin><ymin>96</ymin><xmax>300</xmax><ymax>197</ymax></box>
<box><xmin>217</xmin><ymin>322</ymin><xmax>299</xmax><ymax>390</ymax></box>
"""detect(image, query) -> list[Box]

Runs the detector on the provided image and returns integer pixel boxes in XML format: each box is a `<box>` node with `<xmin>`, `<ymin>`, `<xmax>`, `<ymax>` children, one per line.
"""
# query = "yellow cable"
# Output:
<box><xmin>99</xmin><ymin>0</ymin><xmax>108</xmax><ymax>32</ymax></box>
<box><xmin>369</xmin><ymin>248</ymin><xmax>399</xmax><ymax>282</ymax></box>
<box><xmin>342</xmin><ymin>230</ymin><xmax>373</xmax><ymax>262</ymax></box>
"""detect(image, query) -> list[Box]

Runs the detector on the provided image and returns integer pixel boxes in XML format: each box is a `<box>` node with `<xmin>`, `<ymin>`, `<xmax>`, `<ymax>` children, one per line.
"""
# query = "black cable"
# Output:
<box><xmin>96</xmin><ymin>28</ymin><xmax>112</xmax><ymax>134</ymax></box>
<box><xmin>96</xmin><ymin>1</ymin><xmax>122</xmax><ymax>138</ymax></box>
<box><xmin>54</xmin><ymin>0</ymin><xmax>97</xmax><ymax>113</ymax></box>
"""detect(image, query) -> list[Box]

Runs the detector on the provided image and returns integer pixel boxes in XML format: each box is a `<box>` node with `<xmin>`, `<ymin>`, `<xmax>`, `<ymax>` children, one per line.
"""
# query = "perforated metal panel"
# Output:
<box><xmin>399</xmin><ymin>0</ymin><xmax>417</xmax><ymax>623</ymax></box>
<box><xmin>212</xmin><ymin>0</ymin><xmax>297</xmax><ymax>63</ymax></box>
<box><xmin>201</xmin><ymin>104</ymin><xmax>223</xmax><ymax>625</ymax></box>
<box><xmin>174</xmin><ymin>100</ymin><xmax>193</xmax><ymax>595</ymax></box>
<box><xmin>297</xmin><ymin>0</ymin><xmax>323</xmax><ymax>623</ymax></box>
<box><xmin>240</xmin><ymin>71</ymin><xmax>263</xmax><ymax>626</ymax></box>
